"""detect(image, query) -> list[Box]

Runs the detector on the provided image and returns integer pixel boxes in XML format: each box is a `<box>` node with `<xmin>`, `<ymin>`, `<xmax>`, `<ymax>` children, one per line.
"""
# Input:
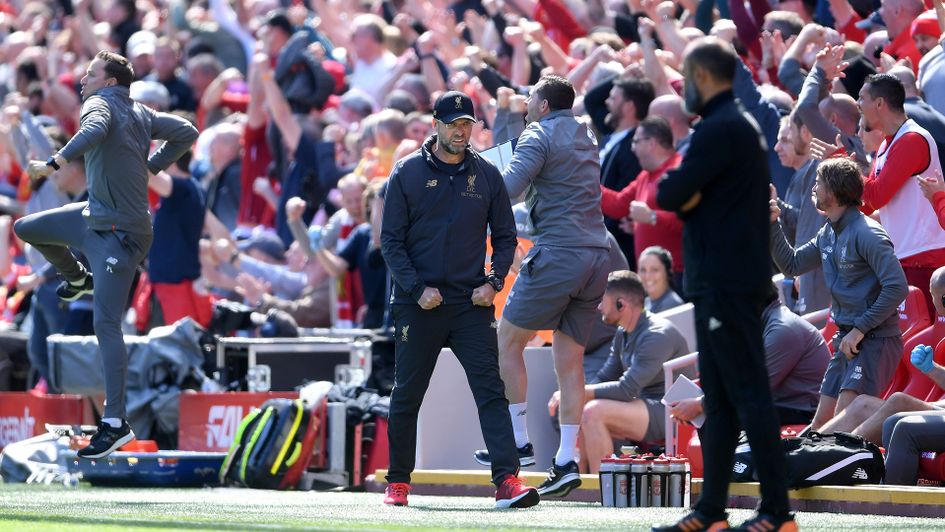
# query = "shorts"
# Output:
<box><xmin>820</xmin><ymin>333</ymin><xmax>903</xmax><ymax>398</ymax></box>
<box><xmin>608</xmin><ymin>397</ymin><xmax>666</xmax><ymax>442</ymax></box>
<box><xmin>502</xmin><ymin>245</ymin><xmax>608</xmax><ymax>346</ymax></box>
<box><xmin>640</xmin><ymin>397</ymin><xmax>666</xmax><ymax>442</ymax></box>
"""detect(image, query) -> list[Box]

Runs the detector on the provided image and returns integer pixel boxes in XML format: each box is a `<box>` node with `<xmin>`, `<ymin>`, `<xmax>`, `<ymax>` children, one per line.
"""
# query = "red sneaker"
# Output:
<box><xmin>384</xmin><ymin>482</ymin><xmax>410</xmax><ymax>506</ymax></box>
<box><xmin>495</xmin><ymin>475</ymin><xmax>540</xmax><ymax>509</ymax></box>
<box><xmin>29</xmin><ymin>377</ymin><xmax>48</xmax><ymax>396</ymax></box>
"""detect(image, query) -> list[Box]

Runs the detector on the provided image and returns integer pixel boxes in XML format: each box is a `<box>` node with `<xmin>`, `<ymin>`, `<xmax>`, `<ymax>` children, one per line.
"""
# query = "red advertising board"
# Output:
<box><xmin>0</xmin><ymin>393</ymin><xmax>90</xmax><ymax>451</ymax></box>
<box><xmin>177</xmin><ymin>392</ymin><xmax>297</xmax><ymax>452</ymax></box>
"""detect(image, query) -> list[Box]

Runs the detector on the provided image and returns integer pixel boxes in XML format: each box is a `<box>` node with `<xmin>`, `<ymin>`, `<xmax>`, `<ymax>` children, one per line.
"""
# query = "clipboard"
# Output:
<box><xmin>661</xmin><ymin>374</ymin><xmax>706</xmax><ymax>428</ymax></box>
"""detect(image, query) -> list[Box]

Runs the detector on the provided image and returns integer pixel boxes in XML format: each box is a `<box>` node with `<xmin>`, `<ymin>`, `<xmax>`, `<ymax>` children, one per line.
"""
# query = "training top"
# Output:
<box><xmin>771</xmin><ymin>207</ymin><xmax>908</xmax><ymax>337</ymax></box>
<box><xmin>501</xmin><ymin>109</ymin><xmax>609</xmax><ymax>250</ymax></box>
<box><xmin>591</xmin><ymin>311</ymin><xmax>690</xmax><ymax>402</ymax></box>
<box><xmin>57</xmin><ymin>85</ymin><xmax>198</xmax><ymax>235</ymax></box>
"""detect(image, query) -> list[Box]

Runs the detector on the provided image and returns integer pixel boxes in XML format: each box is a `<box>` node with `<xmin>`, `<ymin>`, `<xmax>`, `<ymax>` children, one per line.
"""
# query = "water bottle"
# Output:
<box><xmin>599</xmin><ymin>458</ymin><xmax>616</xmax><ymax>507</ymax></box>
<box><xmin>352</xmin><ymin>336</ymin><xmax>373</xmax><ymax>378</ymax></box>
<box><xmin>651</xmin><ymin>458</ymin><xmax>670</xmax><ymax>507</ymax></box>
<box><xmin>614</xmin><ymin>458</ymin><xmax>631</xmax><ymax>507</ymax></box>
<box><xmin>668</xmin><ymin>457</ymin><xmax>690</xmax><ymax>507</ymax></box>
<box><xmin>630</xmin><ymin>458</ymin><xmax>649</xmax><ymax>507</ymax></box>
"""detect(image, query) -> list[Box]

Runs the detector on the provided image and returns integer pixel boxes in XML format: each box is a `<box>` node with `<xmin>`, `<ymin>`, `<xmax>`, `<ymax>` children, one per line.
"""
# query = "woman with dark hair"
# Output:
<box><xmin>638</xmin><ymin>246</ymin><xmax>684</xmax><ymax>314</ymax></box>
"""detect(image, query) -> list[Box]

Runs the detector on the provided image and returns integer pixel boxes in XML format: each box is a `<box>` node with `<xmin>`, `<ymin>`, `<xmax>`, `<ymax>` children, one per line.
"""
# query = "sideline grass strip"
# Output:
<box><xmin>2</xmin><ymin>484</ymin><xmax>944</xmax><ymax>531</ymax></box>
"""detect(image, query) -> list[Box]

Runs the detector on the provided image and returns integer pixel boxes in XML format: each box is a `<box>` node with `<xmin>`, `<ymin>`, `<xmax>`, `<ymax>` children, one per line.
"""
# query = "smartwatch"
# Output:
<box><xmin>46</xmin><ymin>155</ymin><xmax>61</xmax><ymax>171</ymax></box>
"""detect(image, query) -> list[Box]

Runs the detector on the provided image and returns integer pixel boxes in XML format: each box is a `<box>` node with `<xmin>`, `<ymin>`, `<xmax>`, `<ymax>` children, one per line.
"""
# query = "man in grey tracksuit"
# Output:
<box><xmin>15</xmin><ymin>51</ymin><xmax>197</xmax><ymax>458</ymax></box>
<box><xmin>770</xmin><ymin>157</ymin><xmax>908</xmax><ymax>433</ymax></box>
<box><xmin>479</xmin><ymin>75</ymin><xmax>611</xmax><ymax>497</ymax></box>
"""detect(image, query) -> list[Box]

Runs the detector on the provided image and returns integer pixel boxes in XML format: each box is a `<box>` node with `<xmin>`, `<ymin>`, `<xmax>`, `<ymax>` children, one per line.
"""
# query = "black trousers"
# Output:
<box><xmin>386</xmin><ymin>302</ymin><xmax>518</xmax><ymax>486</ymax></box>
<box><xmin>692</xmin><ymin>292</ymin><xmax>790</xmax><ymax>520</ymax></box>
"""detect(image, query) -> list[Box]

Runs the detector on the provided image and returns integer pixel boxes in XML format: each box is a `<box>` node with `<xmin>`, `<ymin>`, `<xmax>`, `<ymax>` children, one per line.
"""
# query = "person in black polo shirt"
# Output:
<box><xmin>654</xmin><ymin>38</ymin><xmax>794</xmax><ymax>532</ymax></box>
<box><xmin>379</xmin><ymin>91</ymin><xmax>538</xmax><ymax>509</ymax></box>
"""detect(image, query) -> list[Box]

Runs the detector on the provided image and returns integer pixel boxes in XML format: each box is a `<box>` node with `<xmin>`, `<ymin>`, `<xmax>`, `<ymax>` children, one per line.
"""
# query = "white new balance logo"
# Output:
<box><xmin>733</xmin><ymin>462</ymin><xmax>748</xmax><ymax>474</ymax></box>
<box><xmin>851</xmin><ymin>468</ymin><xmax>869</xmax><ymax>480</ymax></box>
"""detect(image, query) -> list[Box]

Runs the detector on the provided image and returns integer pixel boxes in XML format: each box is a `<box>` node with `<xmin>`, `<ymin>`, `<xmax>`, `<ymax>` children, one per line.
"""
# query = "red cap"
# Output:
<box><xmin>912</xmin><ymin>10</ymin><xmax>940</xmax><ymax>39</ymax></box>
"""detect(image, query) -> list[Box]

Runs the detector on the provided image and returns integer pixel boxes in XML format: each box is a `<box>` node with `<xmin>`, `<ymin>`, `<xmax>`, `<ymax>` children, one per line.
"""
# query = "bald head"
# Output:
<box><xmin>932</xmin><ymin>266</ymin><xmax>945</xmax><ymax>316</ymax></box>
<box><xmin>818</xmin><ymin>93</ymin><xmax>860</xmax><ymax>136</ymax></box>
<box><xmin>209</xmin><ymin>124</ymin><xmax>242</xmax><ymax>170</ymax></box>
<box><xmin>887</xmin><ymin>66</ymin><xmax>919</xmax><ymax>98</ymax></box>
<box><xmin>882</xmin><ymin>0</ymin><xmax>925</xmax><ymax>38</ymax></box>
<box><xmin>648</xmin><ymin>95</ymin><xmax>692</xmax><ymax>142</ymax></box>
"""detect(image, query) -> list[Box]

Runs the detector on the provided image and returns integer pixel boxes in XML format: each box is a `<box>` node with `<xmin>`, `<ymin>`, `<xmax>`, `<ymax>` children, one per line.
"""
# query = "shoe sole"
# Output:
<box><xmin>651</xmin><ymin>520</ymin><xmax>728</xmax><ymax>532</ymax></box>
<box><xmin>384</xmin><ymin>501</ymin><xmax>408</xmax><ymax>507</ymax></box>
<box><xmin>536</xmin><ymin>474</ymin><xmax>581</xmax><ymax>497</ymax></box>
<box><xmin>474</xmin><ymin>455</ymin><xmax>537</xmax><ymax>468</ymax></box>
<box><xmin>77</xmin><ymin>431</ymin><xmax>134</xmax><ymax>459</ymax></box>
<box><xmin>495</xmin><ymin>488</ymin><xmax>540</xmax><ymax>509</ymax></box>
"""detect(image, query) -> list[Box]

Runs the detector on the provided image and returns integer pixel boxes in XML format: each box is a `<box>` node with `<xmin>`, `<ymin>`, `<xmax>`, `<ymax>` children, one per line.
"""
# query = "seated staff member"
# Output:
<box><xmin>671</xmin><ymin>290</ymin><xmax>829</xmax><ymax>427</ymax></box>
<box><xmin>547</xmin><ymin>270</ymin><xmax>690</xmax><ymax>473</ymax></box>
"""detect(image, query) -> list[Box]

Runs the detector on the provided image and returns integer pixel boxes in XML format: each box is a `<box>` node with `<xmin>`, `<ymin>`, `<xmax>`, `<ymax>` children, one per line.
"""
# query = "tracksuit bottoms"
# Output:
<box><xmin>386</xmin><ymin>302</ymin><xmax>518</xmax><ymax>486</ymax></box>
<box><xmin>882</xmin><ymin>410</ymin><xmax>945</xmax><ymax>485</ymax></box>
<box><xmin>14</xmin><ymin>201</ymin><xmax>152</xmax><ymax>419</ymax></box>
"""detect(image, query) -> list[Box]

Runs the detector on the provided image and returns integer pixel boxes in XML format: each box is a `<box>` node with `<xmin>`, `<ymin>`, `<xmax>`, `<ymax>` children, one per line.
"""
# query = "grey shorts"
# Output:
<box><xmin>640</xmin><ymin>397</ymin><xmax>666</xmax><ymax>442</ymax></box>
<box><xmin>608</xmin><ymin>397</ymin><xmax>666</xmax><ymax>443</ymax></box>
<box><xmin>502</xmin><ymin>245</ymin><xmax>609</xmax><ymax>346</ymax></box>
<box><xmin>820</xmin><ymin>333</ymin><xmax>903</xmax><ymax>398</ymax></box>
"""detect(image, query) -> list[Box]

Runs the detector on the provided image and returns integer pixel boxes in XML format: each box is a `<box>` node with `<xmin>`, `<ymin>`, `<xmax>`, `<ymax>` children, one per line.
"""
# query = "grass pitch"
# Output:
<box><xmin>1</xmin><ymin>484</ymin><xmax>945</xmax><ymax>531</ymax></box>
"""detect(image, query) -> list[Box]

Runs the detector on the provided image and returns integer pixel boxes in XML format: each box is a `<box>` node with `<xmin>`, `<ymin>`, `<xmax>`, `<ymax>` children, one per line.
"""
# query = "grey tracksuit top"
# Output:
<box><xmin>500</xmin><ymin>109</ymin><xmax>610</xmax><ymax>250</ymax></box>
<box><xmin>57</xmin><ymin>85</ymin><xmax>198</xmax><ymax>235</ymax></box>
<box><xmin>590</xmin><ymin>311</ymin><xmax>691</xmax><ymax>402</ymax></box>
<box><xmin>771</xmin><ymin>207</ymin><xmax>908</xmax><ymax>337</ymax></box>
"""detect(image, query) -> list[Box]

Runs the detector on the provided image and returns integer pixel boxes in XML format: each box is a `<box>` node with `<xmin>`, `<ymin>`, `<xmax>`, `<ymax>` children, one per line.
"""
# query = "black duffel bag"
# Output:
<box><xmin>732</xmin><ymin>431</ymin><xmax>885</xmax><ymax>487</ymax></box>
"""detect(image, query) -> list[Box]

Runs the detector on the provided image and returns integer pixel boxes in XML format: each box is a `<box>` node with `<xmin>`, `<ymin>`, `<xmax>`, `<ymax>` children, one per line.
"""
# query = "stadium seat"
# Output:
<box><xmin>882</xmin><ymin>313</ymin><xmax>945</xmax><ymax>400</ymax></box>
<box><xmin>924</xmin><ymin>363</ymin><xmax>945</xmax><ymax>403</ymax></box>
<box><xmin>918</xmin><ymin>451</ymin><xmax>945</xmax><ymax>483</ymax></box>
<box><xmin>820</xmin><ymin>314</ymin><xmax>838</xmax><ymax>353</ymax></box>
<box><xmin>675</xmin><ymin>422</ymin><xmax>701</xmax><ymax>476</ymax></box>
<box><xmin>911</xmin><ymin>343</ymin><xmax>945</xmax><ymax>483</ymax></box>
<box><xmin>820</xmin><ymin>286</ymin><xmax>929</xmax><ymax>357</ymax></box>
<box><xmin>916</xmin><ymin>387</ymin><xmax>945</xmax><ymax>482</ymax></box>
<box><xmin>898</xmin><ymin>286</ymin><xmax>932</xmax><ymax>342</ymax></box>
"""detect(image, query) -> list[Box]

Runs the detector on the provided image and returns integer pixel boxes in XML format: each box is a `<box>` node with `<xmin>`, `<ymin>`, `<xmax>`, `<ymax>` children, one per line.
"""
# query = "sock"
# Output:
<box><xmin>508</xmin><ymin>402</ymin><xmax>529</xmax><ymax>448</ymax></box>
<box><xmin>555</xmin><ymin>424</ymin><xmax>580</xmax><ymax>466</ymax></box>
<box><xmin>102</xmin><ymin>417</ymin><xmax>122</xmax><ymax>428</ymax></box>
<box><xmin>69</xmin><ymin>266</ymin><xmax>88</xmax><ymax>286</ymax></box>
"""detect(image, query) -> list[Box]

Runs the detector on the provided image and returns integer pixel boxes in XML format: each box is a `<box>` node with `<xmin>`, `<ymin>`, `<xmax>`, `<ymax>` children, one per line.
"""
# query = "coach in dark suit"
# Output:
<box><xmin>654</xmin><ymin>38</ymin><xmax>793</xmax><ymax>532</ymax></box>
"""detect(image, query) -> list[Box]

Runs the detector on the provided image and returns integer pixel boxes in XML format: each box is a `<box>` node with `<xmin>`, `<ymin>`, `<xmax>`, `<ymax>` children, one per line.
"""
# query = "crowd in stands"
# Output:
<box><xmin>1</xmin><ymin>0</ymin><xmax>945</xmax><ymax>486</ymax></box>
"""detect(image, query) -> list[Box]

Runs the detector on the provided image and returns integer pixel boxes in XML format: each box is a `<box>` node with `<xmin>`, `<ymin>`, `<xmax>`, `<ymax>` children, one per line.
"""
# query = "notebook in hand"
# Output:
<box><xmin>661</xmin><ymin>374</ymin><xmax>706</xmax><ymax>428</ymax></box>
